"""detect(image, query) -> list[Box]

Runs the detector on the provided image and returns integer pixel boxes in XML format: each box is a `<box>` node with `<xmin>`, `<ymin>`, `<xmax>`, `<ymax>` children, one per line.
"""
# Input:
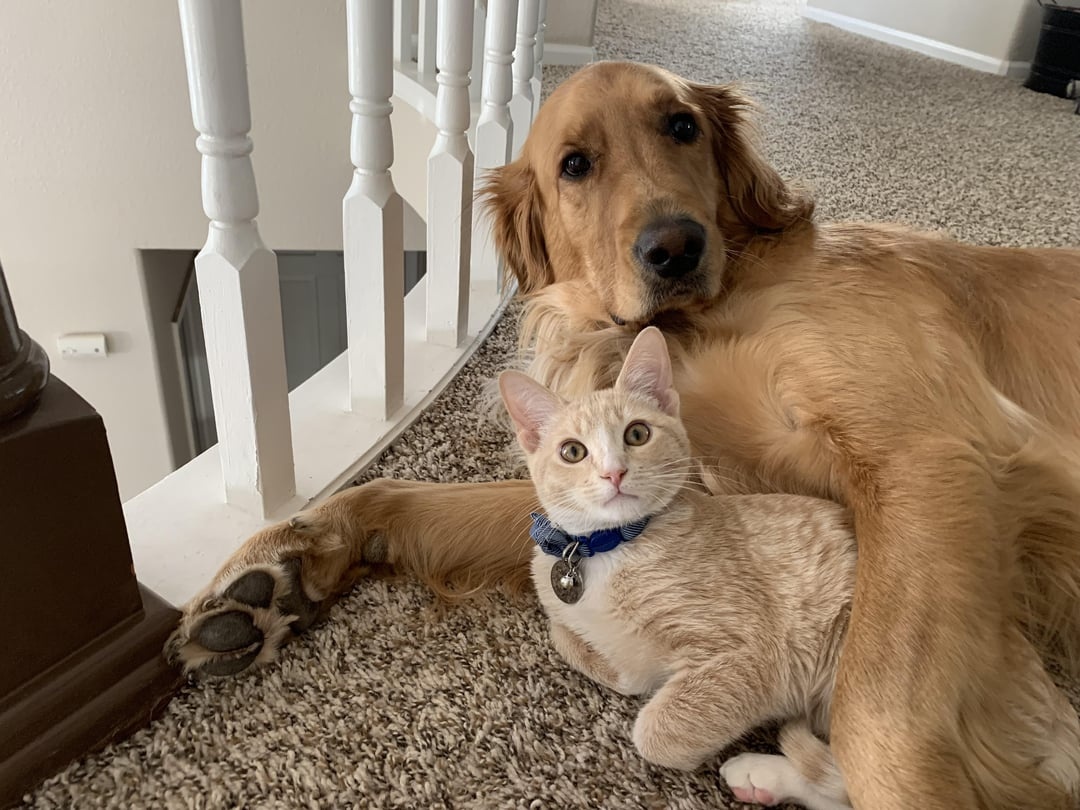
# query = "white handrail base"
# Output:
<box><xmin>343</xmin><ymin>173</ymin><xmax>406</xmax><ymax>420</ymax></box>
<box><xmin>195</xmin><ymin>223</ymin><xmax>296</xmax><ymax>518</ymax></box>
<box><xmin>471</xmin><ymin>115</ymin><xmax>512</xmax><ymax>287</ymax></box>
<box><xmin>426</xmin><ymin>143</ymin><xmax>475</xmax><ymax>347</ymax></box>
<box><xmin>507</xmin><ymin>92</ymin><xmax>533</xmax><ymax>160</ymax></box>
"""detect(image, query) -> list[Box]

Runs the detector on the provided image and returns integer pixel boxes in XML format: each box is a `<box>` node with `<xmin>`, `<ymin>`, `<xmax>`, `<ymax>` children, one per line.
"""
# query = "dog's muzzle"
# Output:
<box><xmin>633</xmin><ymin>217</ymin><xmax>706</xmax><ymax>280</ymax></box>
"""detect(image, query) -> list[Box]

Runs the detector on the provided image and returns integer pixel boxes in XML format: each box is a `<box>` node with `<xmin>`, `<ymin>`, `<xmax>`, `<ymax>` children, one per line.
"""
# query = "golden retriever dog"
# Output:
<box><xmin>168</xmin><ymin>62</ymin><xmax>1080</xmax><ymax>809</ymax></box>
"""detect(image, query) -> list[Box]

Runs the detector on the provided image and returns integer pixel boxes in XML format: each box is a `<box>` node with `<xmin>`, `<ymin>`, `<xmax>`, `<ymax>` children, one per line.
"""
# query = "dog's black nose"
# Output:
<box><xmin>634</xmin><ymin>218</ymin><xmax>705</xmax><ymax>279</ymax></box>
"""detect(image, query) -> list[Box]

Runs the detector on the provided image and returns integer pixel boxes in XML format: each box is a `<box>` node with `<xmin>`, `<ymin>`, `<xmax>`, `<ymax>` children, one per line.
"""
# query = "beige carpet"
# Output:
<box><xmin>21</xmin><ymin>0</ymin><xmax>1080</xmax><ymax>807</ymax></box>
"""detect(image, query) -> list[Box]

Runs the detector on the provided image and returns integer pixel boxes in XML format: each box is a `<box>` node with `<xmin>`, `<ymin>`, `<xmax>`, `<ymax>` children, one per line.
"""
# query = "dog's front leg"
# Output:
<box><xmin>167</xmin><ymin>477</ymin><xmax>540</xmax><ymax>677</ymax></box>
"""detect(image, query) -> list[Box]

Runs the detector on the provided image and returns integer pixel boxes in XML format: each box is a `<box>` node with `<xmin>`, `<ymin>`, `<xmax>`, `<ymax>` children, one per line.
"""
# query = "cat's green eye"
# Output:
<box><xmin>624</xmin><ymin>421</ymin><xmax>651</xmax><ymax>446</ymax></box>
<box><xmin>559</xmin><ymin>440</ymin><xmax>588</xmax><ymax>463</ymax></box>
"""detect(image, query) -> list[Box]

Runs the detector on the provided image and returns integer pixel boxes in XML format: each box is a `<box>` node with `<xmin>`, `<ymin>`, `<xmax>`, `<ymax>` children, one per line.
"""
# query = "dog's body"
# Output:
<box><xmin>169</xmin><ymin>63</ymin><xmax>1080</xmax><ymax>809</ymax></box>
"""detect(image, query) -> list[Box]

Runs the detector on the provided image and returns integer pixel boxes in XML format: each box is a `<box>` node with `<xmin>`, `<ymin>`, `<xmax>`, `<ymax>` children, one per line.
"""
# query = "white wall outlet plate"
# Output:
<box><xmin>57</xmin><ymin>332</ymin><xmax>108</xmax><ymax>358</ymax></box>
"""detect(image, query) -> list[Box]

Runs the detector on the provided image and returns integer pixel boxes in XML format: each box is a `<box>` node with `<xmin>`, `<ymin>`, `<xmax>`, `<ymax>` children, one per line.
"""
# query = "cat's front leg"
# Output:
<box><xmin>632</xmin><ymin>655</ymin><xmax>772</xmax><ymax>771</ymax></box>
<box><xmin>548</xmin><ymin>621</ymin><xmax>630</xmax><ymax>694</ymax></box>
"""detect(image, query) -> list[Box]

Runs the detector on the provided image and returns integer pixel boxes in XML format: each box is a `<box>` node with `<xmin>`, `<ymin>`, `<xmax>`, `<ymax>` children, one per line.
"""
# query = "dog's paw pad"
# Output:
<box><xmin>198</xmin><ymin>647</ymin><xmax>263</xmax><ymax>677</ymax></box>
<box><xmin>192</xmin><ymin>609</ymin><xmax>264</xmax><ymax>652</ymax></box>
<box><xmin>166</xmin><ymin>560</ymin><xmax>320</xmax><ymax>678</ymax></box>
<box><xmin>222</xmin><ymin>569</ymin><xmax>276</xmax><ymax>608</ymax></box>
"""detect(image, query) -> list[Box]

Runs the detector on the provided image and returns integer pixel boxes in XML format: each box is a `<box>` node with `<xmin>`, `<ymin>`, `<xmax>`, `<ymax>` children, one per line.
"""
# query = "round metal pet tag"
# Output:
<box><xmin>550</xmin><ymin>559</ymin><xmax>583</xmax><ymax>604</ymax></box>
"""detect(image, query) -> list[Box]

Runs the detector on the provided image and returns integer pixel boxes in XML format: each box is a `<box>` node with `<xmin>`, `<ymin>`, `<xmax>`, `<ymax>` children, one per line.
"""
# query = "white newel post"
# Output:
<box><xmin>510</xmin><ymin>0</ymin><xmax>539</xmax><ymax>158</ymax></box>
<box><xmin>471</xmin><ymin>0</ymin><xmax>518</xmax><ymax>289</ymax></box>
<box><xmin>178</xmin><ymin>0</ymin><xmax>295</xmax><ymax>518</ymax></box>
<box><xmin>531</xmin><ymin>0</ymin><xmax>546</xmax><ymax>118</ymax></box>
<box><xmin>417</xmin><ymin>0</ymin><xmax>438</xmax><ymax>80</ymax></box>
<box><xmin>426</xmin><ymin>0</ymin><xmax>475</xmax><ymax>347</ymax></box>
<box><xmin>394</xmin><ymin>0</ymin><xmax>418</xmax><ymax>65</ymax></box>
<box><xmin>344</xmin><ymin>0</ymin><xmax>406</xmax><ymax>419</ymax></box>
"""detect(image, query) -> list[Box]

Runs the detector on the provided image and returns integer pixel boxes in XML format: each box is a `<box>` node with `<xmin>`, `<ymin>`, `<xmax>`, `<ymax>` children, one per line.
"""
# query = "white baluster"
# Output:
<box><xmin>394</xmin><ymin>0</ymin><xmax>418</xmax><ymax>66</ymax></box>
<box><xmin>531</xmin><ymin>0</ymin><xmax>546</xmax><ymax>118</ymax></box>
<box><xmin>345</xmin><ymin>0</ymin><xmax>405</xmax><ymax>419</ymax></box>
<box><xmin>470</xmin><ymin>1</ymin><xmax>487</xmax><ymax>102</ymax></box>
<box><xmin>417</xmin><ymin>0</ymin><xmax>438</xmax><ymax>80</ymax></box>
<box><xmin>426</xmin><ymin>0</ymin><xmax>474</xmax><ymax>347</ymax></box>
<box><xmin>510</xmin><ymin>0</ymin><xmax>539</xmax><ymax>158</ymax></box>
<box><xmin>471</xmin><ymin>0</ymin><xmax>518</xmax><ymax>289</ymax></box>
<box><xmin>178</xmin><ymin>0</ymin><xmax>295</xmax><ymax>517</ymax></box>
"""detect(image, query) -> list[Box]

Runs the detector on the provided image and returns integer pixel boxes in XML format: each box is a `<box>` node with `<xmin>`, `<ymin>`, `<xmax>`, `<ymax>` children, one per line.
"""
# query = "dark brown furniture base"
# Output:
<box><xmin>0</xmin><ymin>374</ymin><xmax>184</xmax><ymax>807</ymax></box>
<box><xmin>0</xmin><ymin>587</ymin><xmax>182</xmax><ymax>808</ymax></box>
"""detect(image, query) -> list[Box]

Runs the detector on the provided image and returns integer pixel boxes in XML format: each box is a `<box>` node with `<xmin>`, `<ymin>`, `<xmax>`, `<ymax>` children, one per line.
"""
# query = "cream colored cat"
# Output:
<box><xmin>498</xmin><ymin>327</ymin><xmax>1080</xmax><ymax>810</ymax></box>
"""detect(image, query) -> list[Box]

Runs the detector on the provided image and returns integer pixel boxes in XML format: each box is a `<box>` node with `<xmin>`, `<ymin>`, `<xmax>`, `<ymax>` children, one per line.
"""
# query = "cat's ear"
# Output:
<box><xmin>616</xmin><ymin>327</ymin><xmax>680</xmax><ymax>417</ymax></box>
<box><xmin>498</xmin><ymin>370</ymin><xmax>563</xmax><ymax>453</ymax></box>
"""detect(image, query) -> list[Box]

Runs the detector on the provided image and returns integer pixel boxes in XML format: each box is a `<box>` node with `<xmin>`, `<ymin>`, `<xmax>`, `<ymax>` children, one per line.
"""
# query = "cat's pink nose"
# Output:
<box><xmin>602</xmin><ymin>469</ymin><xmax>626</xmax><ymax>490</ymax></box>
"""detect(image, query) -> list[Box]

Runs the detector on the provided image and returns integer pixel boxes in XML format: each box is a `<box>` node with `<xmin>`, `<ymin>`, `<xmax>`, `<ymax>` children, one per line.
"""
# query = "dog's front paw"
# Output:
<box><xmin>165</xmin><ymin>558</ymin><xmax>323</xmax><ymax>678</ymax></box>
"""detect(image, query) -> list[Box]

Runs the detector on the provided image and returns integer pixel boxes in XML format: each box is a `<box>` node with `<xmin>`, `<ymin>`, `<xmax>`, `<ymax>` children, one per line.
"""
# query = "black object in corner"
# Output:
<box><xmin>1025</xmin><ymin>3</ymin><xmax>1080</xmax><ymax>101</ymax></box>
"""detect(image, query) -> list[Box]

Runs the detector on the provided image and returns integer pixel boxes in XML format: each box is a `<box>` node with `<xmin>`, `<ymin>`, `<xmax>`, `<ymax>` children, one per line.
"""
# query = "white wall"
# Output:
<box><xmin>545</xmin><ymin>0</ymin><xmax>598</xmax><ymax>48</ymax></box>
<box><xmin>0</xmin><ymin>0</ymin><xmax>435</xmax><ymax>499</ymax></box>
<box><xmin>804</xmin><ymin>0</ymin><xmax>1043</xmax><ymax>63</ymax></box>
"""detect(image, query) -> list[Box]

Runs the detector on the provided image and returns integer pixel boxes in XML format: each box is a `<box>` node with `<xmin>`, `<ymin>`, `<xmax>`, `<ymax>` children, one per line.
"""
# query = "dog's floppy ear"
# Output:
<box><xmin>478</xmin><ymin>161</ymin><xmax>551</xmax><ymax>293</ymax></box>
<box><xmin>690</xmin><ymin>82</ymin><xmax>814</xmax><ymax>234</ymax></box>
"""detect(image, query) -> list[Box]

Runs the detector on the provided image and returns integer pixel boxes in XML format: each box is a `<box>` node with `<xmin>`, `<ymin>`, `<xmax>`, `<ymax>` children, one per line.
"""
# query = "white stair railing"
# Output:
<box><xmin>394</xmin><ymin>0</ymin><xmax>418</xmax><ymax>66</ymax></box>
<box><xmin>472</xmin><ymin>0</ymin><xmax>519</xmax><ymax>288</ymax></box>
<box><xmin>418</xmin><ymin>0</ymin><xmax>438</xmax><ymax>80</ymax></box>
<box><xmin>177</xmin><ymin>0</ymin><xmax>295</xmax><ymax>518</ymax></box>
<box><xmin>532</xmin><ymin>0</ymin><xmax>547</xmax><ymax>118</ymax></box>
<box><xmin>510</xmin><ymin>0</ymin><xmax>540</xmax><ymax>158</ymax></box>
<box><xmin>470</xmin><ymin>2</ymin><xmax>487</xmax><ymax>103</ymax></box>
<box><xmin>141</xmin><ymin>0</ymin><xmax>545</xmax><ymax>606</ymax></box>
<box><xmin>426</xmin><ymin>0</ymin><xmax>475</xmax><ymax>348</ymax></box>
<box><xmin>344</xmin><ymin>0</ymin><xmax>406</xmax><ymax>419</ymax></box>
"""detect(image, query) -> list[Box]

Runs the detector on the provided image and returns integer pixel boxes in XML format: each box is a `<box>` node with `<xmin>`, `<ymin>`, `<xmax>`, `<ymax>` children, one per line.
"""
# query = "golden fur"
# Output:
<box><xmin>172</xmin><ymin>62</ymin><xmax>1080</xmax><ymax>809</ymax></box>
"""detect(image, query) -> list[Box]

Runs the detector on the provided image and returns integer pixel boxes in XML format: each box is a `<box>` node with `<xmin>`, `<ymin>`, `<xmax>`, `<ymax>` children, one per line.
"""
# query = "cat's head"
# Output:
<box><xmin>499</xmin><ymin>326</ymin><xmax>692</xmax><ymax>534</ymax></box>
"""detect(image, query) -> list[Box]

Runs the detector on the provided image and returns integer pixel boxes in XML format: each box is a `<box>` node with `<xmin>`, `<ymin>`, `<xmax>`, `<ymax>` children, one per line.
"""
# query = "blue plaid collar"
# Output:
<box><xmin>529</xmin><ymin>512</ymin><xmax>651</xmax><ymax>558</ymax></box>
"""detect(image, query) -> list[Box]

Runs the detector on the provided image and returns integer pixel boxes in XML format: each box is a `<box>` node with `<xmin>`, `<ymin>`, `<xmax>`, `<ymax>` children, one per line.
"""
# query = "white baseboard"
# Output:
<box><xmin>542</xmin><ymin>42</ymin><xmax>596</xmax><ymax>66</ymax></box>
<box><xmin>1005</xmin><ymin>60</ymin><xmax>1031</xmax><ymax>81</ymax></box>
<box><xmin>799</xmin><ymin>4</ymin><xmax>1028</xmax><ymax>78</ymax></box>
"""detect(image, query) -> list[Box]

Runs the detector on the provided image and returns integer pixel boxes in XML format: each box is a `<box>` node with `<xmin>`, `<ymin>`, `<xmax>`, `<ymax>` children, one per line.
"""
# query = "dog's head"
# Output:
<box><xmin>480</xmin><ymin>61</ymin><xmax>812</xmax><ymax>325</ymax></box>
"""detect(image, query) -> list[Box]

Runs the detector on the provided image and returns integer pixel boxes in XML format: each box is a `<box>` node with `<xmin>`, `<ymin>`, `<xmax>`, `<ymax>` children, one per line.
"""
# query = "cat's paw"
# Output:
<box><xmin>164</xmin><ymin>558</ymin><xmax>324</xmax><ymax>678</ymax></box>
<box><xmin>720</xmin><ymin>753</ymin><xmax>796</xmax><ymax>806</ymax></box>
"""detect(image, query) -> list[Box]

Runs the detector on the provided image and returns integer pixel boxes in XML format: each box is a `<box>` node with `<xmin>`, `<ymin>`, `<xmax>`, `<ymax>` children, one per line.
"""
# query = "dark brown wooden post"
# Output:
<box><xmin>0</xmin><ymin>261</ymin><xmax>183</xmax><ymax>807</ymax></box>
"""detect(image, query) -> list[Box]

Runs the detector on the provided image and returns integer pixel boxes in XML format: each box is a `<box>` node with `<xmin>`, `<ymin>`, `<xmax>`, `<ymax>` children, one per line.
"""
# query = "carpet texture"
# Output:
<box><xmin>22</xmin><ymin>0</ymin><xmax>1080</xmax><ymax>807</ymax></box>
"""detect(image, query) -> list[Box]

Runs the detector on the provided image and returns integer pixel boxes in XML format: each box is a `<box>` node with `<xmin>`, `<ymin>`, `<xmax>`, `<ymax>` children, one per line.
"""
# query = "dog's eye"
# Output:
<box><xmin>561</xmin><ymin>153</ymin><xmax>592</xmax><ymax>179</ymax></box>
<box><xmin>669</xmin><ymin>113</ymin><xmax>699</xmax><ymax>144</ymax></box>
